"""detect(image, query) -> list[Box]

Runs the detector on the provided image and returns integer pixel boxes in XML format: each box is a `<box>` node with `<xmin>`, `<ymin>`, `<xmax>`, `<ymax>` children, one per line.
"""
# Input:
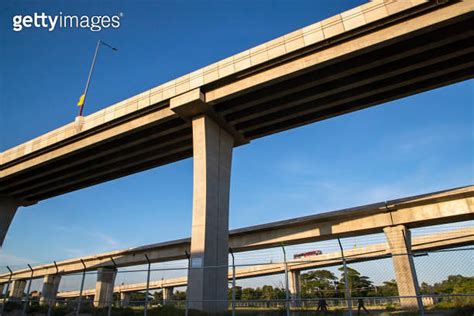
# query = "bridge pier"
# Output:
<box><xmin>93</xmin><ymin>267</ymin><xmax>117</xmax><ymax>308</ymax></box>
<box><xmin>384</xmin><ymin>225</ymin><xmax>422</xmax><ymax>310</ymax></box>
<box><xmin>187</xmin><ymin>115</ymin><xmax>233</xmax><ymax>312</ymax></box>
<box><xmin>0</xmin><ymin>196</ymin><xmax>19</xmax><ymax>247</ymax></box>
<box><xmin>9</xmin><ymin>280</ymin><xmax>26</xmax><ymax>302</ymax></box>
<box><xmin>162</xmin><ymin>287</ymin><xmax>173</xmax><ymax>304</ymax></box>
<box><xmin>40</xmin><ymin>274</ymin><xmax>61</xmax><ymax>306</ymax></box>
<box><xmin>120</xmin><ymin>292</ymin><xmax>130</xmax><ymax>307</ymax></box>
<box><xmin>289</xmin><ymin>270</ymin><xmax>301</xmax><ymax>305</ymax></box>
<box><xmin>171</xmin><ymin>90</ymin><xmax>235</xmax><ymax>313</ymax></box>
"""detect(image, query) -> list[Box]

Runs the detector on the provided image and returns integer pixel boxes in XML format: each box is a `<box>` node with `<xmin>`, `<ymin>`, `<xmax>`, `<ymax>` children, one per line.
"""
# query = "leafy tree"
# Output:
<box><xmin>431</xmin><ymin>275</ymin><xmax>474</xmax><ymax>294</ymax></box>
<box><xmin>301</xmin><ymin>270</ymin><xmax>337</xmax><ymax>298</ymax></box>
<box><xmin>241</xmin><ymin>287</ymin><xmax>259</xmax><ymax>300</ymax></box>
<box><xmin>239</xmin><ymin>286</ymin><xmax>285</xmax><ymax>300</ymax></box>
<box><xmin>261</xmin><ymin>285</ymin><xmax>277</xmax><ymax>300</ymax></box>
<box><xmin>376</xmin><ymin>279</ymin><xmax>398</xmax><ymax>296</ymax></box>
<box><xmin>173</xmin><ymin>290</ymin><xmax>186</xmax><ymax>300</ymax></box>
<box><xmin>338</xmin><ymin>266</ymin><xmax>373</xmax><ymax>295</ymax></box>
<box><xmin>420</xmin><ymin>281</ymin><xmax>433</xmax><ymax>295</ymax></box>
<box><xmin>153</xmin><ymin>291</ymin><xmax>163</xmax><ymax>303</ymax></box>
<box><xmin>228</xmin><ymin>286</ymin><xmax>242</xmax><ymax>300</ymax></box>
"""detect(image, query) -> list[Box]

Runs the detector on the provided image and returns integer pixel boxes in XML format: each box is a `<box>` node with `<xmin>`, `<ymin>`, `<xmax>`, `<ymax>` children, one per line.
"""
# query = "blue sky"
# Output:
<box><xmin>0</xmin><ymin>0</ymin><xmax>473</xmax><ymax>286</ymax></box>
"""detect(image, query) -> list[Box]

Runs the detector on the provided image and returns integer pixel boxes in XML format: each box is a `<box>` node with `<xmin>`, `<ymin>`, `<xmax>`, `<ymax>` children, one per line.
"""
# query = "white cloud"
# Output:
<box><xmin>0</xmin><ymin>252</ymin><xmax>38</xmax><ymax>269</ymax></box>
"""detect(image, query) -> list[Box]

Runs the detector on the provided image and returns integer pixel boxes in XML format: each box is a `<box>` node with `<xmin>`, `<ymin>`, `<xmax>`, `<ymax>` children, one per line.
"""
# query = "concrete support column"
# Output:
<box><xmin>9</xmin><ymin>280</ymin><xmax>27</xmax><ymax>302</ymax></box>
<box><xmin>93</xmin><ymin>267</ymin><xmax>117</xmax><ymax>308</ymax></box>
<box><xmin>170</xmin><ymin>89</ymin><xmax>240</xmax><ymax>313</ymax></box>
<box><xmin>120</xmin><ymin>292</ymin><xmax>130</xmax><ymax>307</ymax></box>
<box><xmin>0</xmin><ymin>196</ymin><xmax>19</xmax><ymax>247</ymax></box>
<box><xmin>289</xmin><ymin>270</ymin><xmax>301</xmax><ymax>304</ymax></box>
<box><xmin>384</xmin><ymin>225</ymin><xmax>422</xmax><ymax>310</ymax></box>
<box><xmin>40</xmin><ymin>274</ymin><xmax>61</xmax><ymax>306</ymax></box>
<box><xmin>187</xmin><ymin>115</ymin><xmax>234</xmax><ymax>312</ymax></box>
<box><xmin>162</xmin><ymin>287</ymin><xmax>173</xmax><ymax>305</ymax></box>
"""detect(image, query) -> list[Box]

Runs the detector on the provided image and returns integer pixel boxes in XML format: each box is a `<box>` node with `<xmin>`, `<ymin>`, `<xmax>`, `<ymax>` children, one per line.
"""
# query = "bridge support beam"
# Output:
<box><xmin>0</xmin><ymin>196</ymin><xmax>19</xmax><ymax>247</ymax></box>
<box><xmin>120</xmin><ymin>292</ymin><xmax>130</xmax><ymax>307</ymax></box>
<box><xmin>289</xmin><ymin>270</ymin><xmax>301</xmax><ymax>306</ymax></box>
<box><xmin>0</xmin><ymin>283</ymin><xmax>4</xmax><ymax>296</ymax></box>
<box><xmin>187</xmin><ymin>115</ymin><xmax>233</xmax><ymax>312</ymax></box>
<box><xmin>384</xmin><ymin>225</ymin><xmax>422</xmax><ymax>310</ymax></box>
<box><xmin>93</xmin><ymin>267</ymin><xmax>117</xmax><ymax>308</ymax></box>
<box><xmin>40</xmin><ymin>274</ymin><xmax>61</xmax><ymax>306</ymax></box>
<box><xmin>162</xmin><ymin>287</ymin><xmax>173</xmax><ymax>304</ymax></box>
<box><xmin>9</xmin><ymin>280</ymin><xmax>26</xmax><ymax>302</ymax></box>
<box><xmin>171</xmin><ymin>89</ymin><xmax>236</xmax><ymax>313</ymax></box>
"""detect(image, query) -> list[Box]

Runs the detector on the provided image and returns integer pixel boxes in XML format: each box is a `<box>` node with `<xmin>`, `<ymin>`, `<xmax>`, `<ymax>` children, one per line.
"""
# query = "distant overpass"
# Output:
<box><xmin>1</xmin><ymin>185</ymin><xmax>472</xmax><ymax>282</ymax></box>
<box><xmin>1</xmin><ymin>0</ymin><xmax>473</xmax><ymax>311</ymax></box>
<box><xmin>55</xmin><ymin>227</ymin><xmax>474</xmax><ymax>300</ymax></box>
<box><xmin>1</xmin><ymin>186</ymin><xmax>473</xmax><ymax>309</ymax></box>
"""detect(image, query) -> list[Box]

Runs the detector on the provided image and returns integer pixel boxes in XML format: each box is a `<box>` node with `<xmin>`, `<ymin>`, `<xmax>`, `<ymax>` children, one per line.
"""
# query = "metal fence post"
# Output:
<box><xmin>337</xmin><ymin>238</ymin><xmax>352</xmax><ymax>316</ymax></box>
<box><xmin>76</xmin><ymin>259</ymin><xmax>87</xmax><ymax>316</ymax></box>
<box><xmin>281</xmin><ymin>245</ymin><xmax>290</xmax><ymax>316</ymax></box>
<box><xmin>185</xmin><ymin>251</ymin><xmax>190</xmax><ymax>316</ymax></box>
<box><xmin>229</xmin><ymin>248</ymin><xmax>236</xmax><ymax>316</ymax></box>
<box><xmin>160</xmin><ymin>278</ymin><xmax>164</xmax><ymax>306</ymax></box>
<box><xmin>21</xmin><ymin>264</ymin><xmax>34</xmax><ymax>316</ymax></box>
<box><xmin>108</xmin><ymin>257</ymin><xmax>117</xmax><ymax>316</ymax></box>
<box><xmin>0</xmin><ymin>266</ymin><xmax>13</xmax><ymax>316</ymax></box>
<box><xmin>144</xmin><ymin>254</ymin><xmax>151</xmax><ymax>316</ymax></box>
<box><xmin>47</xmin><ymin>261</ymin><xmax>60</xmax><ymax>316</ymax></box>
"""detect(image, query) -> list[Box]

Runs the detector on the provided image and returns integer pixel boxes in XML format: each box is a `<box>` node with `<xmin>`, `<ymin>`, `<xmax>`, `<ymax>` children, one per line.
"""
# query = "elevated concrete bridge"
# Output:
<box><xmin>53</xmin><ymin>227</ymin><xmax>474</xmax><ymax>304</ymax></box>
<box><xmin>1</xmin><ymin>186</ymin><xmax>473</xmax><ymax>309</ymax></box>
<box><xmin>1</xmin><ymin>185</ymin><xmax>472</xmax><ymax>281</ymax></box>
<box><xmin>1</xmin><ymin>0</ymin><xmax>473</xmax><ymax>311</ymax></box>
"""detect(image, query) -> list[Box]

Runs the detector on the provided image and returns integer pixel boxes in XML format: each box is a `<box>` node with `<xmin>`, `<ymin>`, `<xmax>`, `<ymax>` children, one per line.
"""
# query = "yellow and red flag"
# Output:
<box><xmin>77</xmin><ymin>94</ymin><xmax>85</xmax><ymax>107</ymax></box>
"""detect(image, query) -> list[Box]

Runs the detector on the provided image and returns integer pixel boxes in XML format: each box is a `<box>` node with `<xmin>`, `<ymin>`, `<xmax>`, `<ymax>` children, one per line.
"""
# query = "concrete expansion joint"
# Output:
<box><xmin>170</xmin><ymin>88</ymin><xmax>248</xmax><ymax>146</ymax></box>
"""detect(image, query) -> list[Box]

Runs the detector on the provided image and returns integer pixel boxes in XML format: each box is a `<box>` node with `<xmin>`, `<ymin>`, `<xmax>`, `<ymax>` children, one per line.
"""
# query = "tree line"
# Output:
<box><xmin>143</xmin><ymin>266</ymin><xmax>473</xmax><ymax>302</ymax></box>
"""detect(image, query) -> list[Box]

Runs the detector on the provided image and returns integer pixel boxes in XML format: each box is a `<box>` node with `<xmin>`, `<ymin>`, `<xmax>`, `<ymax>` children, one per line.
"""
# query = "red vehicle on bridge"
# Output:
<box><xmin>293</xmin><ymin>250</ymin><xmax>322</xmax><ymax>259</ymax></box>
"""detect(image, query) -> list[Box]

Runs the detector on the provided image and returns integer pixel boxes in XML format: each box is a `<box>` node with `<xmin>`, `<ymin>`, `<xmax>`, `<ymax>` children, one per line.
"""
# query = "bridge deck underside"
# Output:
<box><xmin>1</xmin><ymin>12</ymin><xmax>473</xmax><ymax>202</ymax></box>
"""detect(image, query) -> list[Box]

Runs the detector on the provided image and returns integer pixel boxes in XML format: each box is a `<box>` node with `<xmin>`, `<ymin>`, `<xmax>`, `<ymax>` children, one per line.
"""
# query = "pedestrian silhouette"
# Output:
<box><xmin>316</xmin><ymin>298</ymin><xmax>328</xmax><ymax>312</ymax></box>
<box><xmin>357</xmin><ymin>298</ymin><xmax>369</xmax><ymax>315</ymax></box>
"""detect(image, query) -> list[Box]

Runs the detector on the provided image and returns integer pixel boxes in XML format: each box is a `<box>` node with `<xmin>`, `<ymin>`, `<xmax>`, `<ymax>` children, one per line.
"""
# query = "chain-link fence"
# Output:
<box><xmin>1</xmin><ymin>221</ymin><xmax>473</xmax><ymax>315</ymax></box>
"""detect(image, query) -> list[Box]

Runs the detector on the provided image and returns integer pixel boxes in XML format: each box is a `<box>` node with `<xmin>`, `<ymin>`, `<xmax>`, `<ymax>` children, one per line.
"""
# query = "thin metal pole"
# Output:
<box><xmin>229</xmin><ymin>248</ymin><xmax>236</xmax><ymax>316</ymax></box>
<box><xmin>337</xmin><ymin>238</ymin><xmax>352</xmax><ymax>316</ymax></box>
<box><xmin>21</xmin><ymin>264</ymin><xmax>34</xmax><ymax>316</ymax></box>
<box><xmin>144</xmin><ymin>254</ymin><xmax>151</xmax><ymax>316</ymax></box>
<box><xmin>77</xmin><ymin>40</ymin><xmax>117</xmax><ymax>117</ymax></box>
<box><xmin>48</xmin><ymin>261</ymin><xmax>60</xmax><ymax>316</ymax></box>
<box><xmin>0</xmin><ymin>266</ymin><xmax>13</xmax><ymax>316</ymax></box>
<box><xmin>47</xmin><ymin>297</ymin><xmax>52</xmax><ymax>316</ymax></box>
<box><xmin>76</xmin><ymin>260</ymin><xmax>87</xmax><ymax>316</ymax></box>
<box><xmin>78</xmin><ymin>40</ymin><xmax>100</xmax><ymax>117</ymax></box>
<box><xmin>107</xmin><ymin>257</ymin><xmax>117</xmax><ymax>316</ymax></box>
<box><xmin>281</xmin><ymin>245</ymin><xmax>290</xmax><ymax>316</ymax></box>
<box><xmin>160</xmin><ymin>278</ymin><xmax>164</xmax><ymax>306</ymax></box>
<box><xmin>185</xmin><ymin>251</ymin><xmax>190</xmax><ymax>316</ymax></box>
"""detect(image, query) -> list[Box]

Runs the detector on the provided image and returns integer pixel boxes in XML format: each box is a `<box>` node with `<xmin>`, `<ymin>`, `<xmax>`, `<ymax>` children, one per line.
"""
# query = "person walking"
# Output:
<box><xmin>357</xmin><ymin>298</ymin><xmax>369</xmax><ymax>315</ymax></box>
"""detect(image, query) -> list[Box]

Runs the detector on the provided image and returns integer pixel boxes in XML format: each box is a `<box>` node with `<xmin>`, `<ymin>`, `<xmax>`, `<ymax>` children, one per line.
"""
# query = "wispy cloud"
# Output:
<box><xmin>51</xmin><ymin>224</ymin><xmax>122</xmax><ymax>258</ymax></box>
<box><xmin>0</xmin><ymin>252</ymin><xmax>38</xmax><ymax>269</ymax></box>
<box><xmin>86</xmin><ymin>231</ymin><xmax>120</xmax><ymax>248</ymax></box>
